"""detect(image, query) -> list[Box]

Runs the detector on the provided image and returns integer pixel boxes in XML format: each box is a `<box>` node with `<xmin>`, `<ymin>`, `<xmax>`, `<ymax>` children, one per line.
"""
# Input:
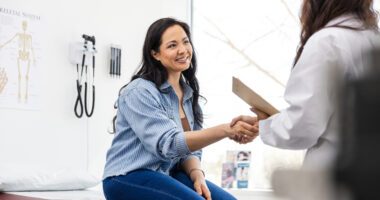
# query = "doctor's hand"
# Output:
<box><xmin>250</xmin><ymin>107</ymin><xmax>269</xmax><ymax>120</ymax></box>
<box><xmin>190</xmin><ymin>170</ymin><xmax>212</xmax><ymax>200</ymax></box>
<box><xmin>230</xmin><ymin>115</ymin><xmax>257</xmax><ymax>127</ymax></box>
<box><xmin>230</xmin><ymin>133</ymin><xmax>256</xmax><ymax>144</ymax></box>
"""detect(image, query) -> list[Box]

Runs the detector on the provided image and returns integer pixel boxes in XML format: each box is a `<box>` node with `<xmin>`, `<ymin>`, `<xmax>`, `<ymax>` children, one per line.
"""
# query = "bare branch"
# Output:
<box><xmin>265</xmin><ymin>17</ymin><xmax>294</xmax><ymax>43</ymax></box>
<box><xmin>241</xmin><ymin>17</ymin><xmax>289</xmax><ymax>52</ymax></box>
<box><xmin>202</xmin><ymin>15</ymin><xmax>230</xmax><ymax>42</ymax></box>
<box><xmin>280</xmin><ymin>0</ymin><xmax>298</xmax><ymax>23</ymax></box>
<box><xmin>241</xmin><ymin>27</ymin><xmax>277</xmax><ymax>52</ymax></box>
<box><xmin>202</xmin><ymin>15</ymin><xmax>285</xmax><ymax>87</ymax></box>
<box><xmin>203</xmin><ymin>31</ymin><xmax>228</xmax><ymax>44</ymax></box>
<box><xmin>224</xmin><ymin>38</ymin><xmax>285</xmax><ymax>87</ymax></box>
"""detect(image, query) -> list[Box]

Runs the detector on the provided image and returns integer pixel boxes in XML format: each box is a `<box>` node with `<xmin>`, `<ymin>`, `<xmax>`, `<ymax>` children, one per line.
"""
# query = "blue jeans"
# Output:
<box><xmin>103</xmin><ymin>169</ymin><xmax>237</xmax><ymax>200</ymax></box>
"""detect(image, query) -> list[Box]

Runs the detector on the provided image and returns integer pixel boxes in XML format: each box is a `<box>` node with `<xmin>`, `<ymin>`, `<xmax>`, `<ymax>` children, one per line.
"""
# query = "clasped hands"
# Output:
<box><xmin>227</xmin><ymin>108</ymin><xmax>270</xmax><ymax>144</ymax></box>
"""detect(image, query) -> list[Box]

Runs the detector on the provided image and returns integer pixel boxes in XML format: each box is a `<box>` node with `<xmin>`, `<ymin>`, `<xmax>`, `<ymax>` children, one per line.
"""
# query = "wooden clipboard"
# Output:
<box><xmin>232</xmin><ymin>77</ymin><xmax>279</xmax><ymax>116</ymax></box>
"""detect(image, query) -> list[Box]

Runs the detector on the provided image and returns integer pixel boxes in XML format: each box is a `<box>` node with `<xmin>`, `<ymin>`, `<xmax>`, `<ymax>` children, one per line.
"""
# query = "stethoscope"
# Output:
<box><xmin>74</xmin><ymin>34</ymin><xmax>96</xmax><ymax>118</ymax></box>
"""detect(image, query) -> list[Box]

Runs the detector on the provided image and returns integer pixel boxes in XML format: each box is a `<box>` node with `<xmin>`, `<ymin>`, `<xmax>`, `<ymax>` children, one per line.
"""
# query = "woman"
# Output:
<box><xmin>103</xmin><ymin>18</ymin><xmax>257</xmax><ymax>200</ymax></box>
<box><xmin>233</xmin><ymin>0</ymin><xmax>379</xmax><ymax>169</ymax></box>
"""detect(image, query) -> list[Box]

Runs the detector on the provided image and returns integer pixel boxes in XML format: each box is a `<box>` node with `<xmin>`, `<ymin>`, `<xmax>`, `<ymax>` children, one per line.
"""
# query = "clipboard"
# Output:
<box><xmin>232</xmin><ymin>77</ymin><xmax>279</xmax><ymax>116</ymax></box>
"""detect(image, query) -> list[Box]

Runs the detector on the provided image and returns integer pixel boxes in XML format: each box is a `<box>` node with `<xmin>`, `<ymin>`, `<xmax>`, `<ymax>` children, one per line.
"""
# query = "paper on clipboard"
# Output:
<box><xmin>232</xmin><ymin>77</ymin><xmax>279</xmax><ymax>116</ymax></box>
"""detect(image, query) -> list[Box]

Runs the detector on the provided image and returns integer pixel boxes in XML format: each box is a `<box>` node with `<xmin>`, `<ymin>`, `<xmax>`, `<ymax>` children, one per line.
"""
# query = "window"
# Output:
<box><xmin>194</xmin><ymin>0</ymin><xmax>380</xmax><ymax>190</ymax></box>
<box><xmin>193</xmin><ymin>0</ymin><xmax>380</xmax><ymax>189</ymax></box>
<box><xmin>193</xmin><ymin>0</ymin><xmax>305</xmax><ymax>189</ymax></box>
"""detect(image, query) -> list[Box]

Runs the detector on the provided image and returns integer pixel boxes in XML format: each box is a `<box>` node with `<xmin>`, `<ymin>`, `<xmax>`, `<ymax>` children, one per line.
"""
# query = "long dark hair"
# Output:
<box><xmin>112</xmin><ymin>18</ymin><xmax>203</xmax><ymax>132</ymax></box>
<box><xmin>294</xmin><ymin>0</ymin><xmax>379</xmax><ymax>66</ymax></box>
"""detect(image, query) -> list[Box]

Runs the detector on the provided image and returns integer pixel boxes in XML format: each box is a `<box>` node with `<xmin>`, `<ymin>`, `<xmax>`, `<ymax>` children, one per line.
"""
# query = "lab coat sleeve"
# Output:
<box><xmin>260</xmin><ymin>32</ymin><xmax>341</xmax><ymax>150</ymax></box>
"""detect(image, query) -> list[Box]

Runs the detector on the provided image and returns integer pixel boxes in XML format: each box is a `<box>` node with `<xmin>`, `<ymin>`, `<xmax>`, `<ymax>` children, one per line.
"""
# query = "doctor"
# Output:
<box><xmin>232</xmin><ymin>0</ymin><xmax>380</xmax><ymax>169</ymax></box>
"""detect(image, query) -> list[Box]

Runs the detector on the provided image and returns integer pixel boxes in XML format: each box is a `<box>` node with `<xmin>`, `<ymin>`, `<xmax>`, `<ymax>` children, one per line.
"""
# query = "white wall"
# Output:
<box><xmin>0</xmin><ymin>0</ymin><xmax>190</xmax><ymax>178</ymax></box>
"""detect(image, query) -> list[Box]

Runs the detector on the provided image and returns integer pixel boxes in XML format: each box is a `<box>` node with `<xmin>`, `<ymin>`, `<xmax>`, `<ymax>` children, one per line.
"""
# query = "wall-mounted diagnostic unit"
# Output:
<box><xmin>69</xmin><ymin>34</ymin><xmax>96</xmax><ymax>118</ymax></box>
<box><xmin>110</xmin><ymin>45</ymin><xmax>121</xmax><ymax>78</ymax></box>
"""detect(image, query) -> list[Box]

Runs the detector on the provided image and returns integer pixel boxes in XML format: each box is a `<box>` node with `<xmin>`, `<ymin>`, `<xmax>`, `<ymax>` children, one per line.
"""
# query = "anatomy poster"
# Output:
<box><xmin>0</xmin><ymin>7</ymin><xmax>42</xmax><ymax>110</ymax></box>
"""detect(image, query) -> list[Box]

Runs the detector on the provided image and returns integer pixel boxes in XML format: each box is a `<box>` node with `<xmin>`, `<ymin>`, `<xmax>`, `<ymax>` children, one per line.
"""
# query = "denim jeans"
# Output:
<box><xmin>103</xmin><ymin>169</ymin><xmax>237</xmax><ymax>200</ymax></box>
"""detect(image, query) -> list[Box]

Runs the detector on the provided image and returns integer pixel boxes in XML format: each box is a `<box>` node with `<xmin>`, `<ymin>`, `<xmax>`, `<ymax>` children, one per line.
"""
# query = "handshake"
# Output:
<box><xmin>226</xmin><ymin>108</ymin><xmax>270</xmax><ymax>144</ymax></box>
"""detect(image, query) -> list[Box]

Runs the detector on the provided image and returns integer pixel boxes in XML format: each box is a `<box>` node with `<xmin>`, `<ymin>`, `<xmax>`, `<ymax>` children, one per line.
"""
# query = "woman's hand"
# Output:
<box><xmin>190</xmin><ymin>170</ymin><xmax>212</xmax><ymax>200</ymax></box>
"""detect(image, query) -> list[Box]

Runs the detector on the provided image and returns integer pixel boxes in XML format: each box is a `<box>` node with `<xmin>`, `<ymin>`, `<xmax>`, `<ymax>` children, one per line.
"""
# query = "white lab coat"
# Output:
<box><xmin>260</xmin><ymin>15</ymin><xmax>380</xmax><ymax>169</ymax></box>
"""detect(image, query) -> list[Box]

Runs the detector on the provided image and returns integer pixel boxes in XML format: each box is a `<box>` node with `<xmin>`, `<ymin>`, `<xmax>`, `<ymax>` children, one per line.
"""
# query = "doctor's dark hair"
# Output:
<box><xmin>112</xmin><ymin>18</ymin><xmax>203</xmax><ymax>133</ymax></box>
<box><xmin>294</xmin><ymin>0</ymin><xmax>379</xmax><ymax>66</ymax></box>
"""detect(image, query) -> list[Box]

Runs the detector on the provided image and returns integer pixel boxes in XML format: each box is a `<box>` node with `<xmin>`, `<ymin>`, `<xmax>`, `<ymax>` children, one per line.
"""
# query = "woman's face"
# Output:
<box><xmin>152</xmin><ymin>25</ymin><xmax>193</xmax><ymax>74</ymax></box>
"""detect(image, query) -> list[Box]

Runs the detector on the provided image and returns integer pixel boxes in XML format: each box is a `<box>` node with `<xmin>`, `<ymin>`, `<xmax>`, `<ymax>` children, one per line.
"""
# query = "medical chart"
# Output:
<box><xmin>0</xmin><ymin>7</ymin><xmax>42</xmax><ymax>110</ymax></box>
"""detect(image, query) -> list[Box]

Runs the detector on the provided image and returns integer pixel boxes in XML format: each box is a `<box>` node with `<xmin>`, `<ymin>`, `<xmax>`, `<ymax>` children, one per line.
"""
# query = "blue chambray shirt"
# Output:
<box><xmin>103</xmin><ymin>78</ymin><xmax>202</xmax><ymax>179</ymax></box>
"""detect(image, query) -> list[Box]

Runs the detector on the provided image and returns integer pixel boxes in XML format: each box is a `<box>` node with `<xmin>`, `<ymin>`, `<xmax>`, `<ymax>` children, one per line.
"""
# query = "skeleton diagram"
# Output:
<box><xmin>0</xmin><ymin>20</ymin><xmax>35</xmax><ymax>102</ymax></box>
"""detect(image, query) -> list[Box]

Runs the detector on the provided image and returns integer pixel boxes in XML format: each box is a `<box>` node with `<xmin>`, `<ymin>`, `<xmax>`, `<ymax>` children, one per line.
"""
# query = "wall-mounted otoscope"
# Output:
<box><xmin>70</xmin><ymin>34</ymin><xmax>97</xmax><ymax>118</ymax></box>
<box><xmin>82</xmin><ymin>34</ymin><xmax>95</xmax><ymax>45</ymax></box>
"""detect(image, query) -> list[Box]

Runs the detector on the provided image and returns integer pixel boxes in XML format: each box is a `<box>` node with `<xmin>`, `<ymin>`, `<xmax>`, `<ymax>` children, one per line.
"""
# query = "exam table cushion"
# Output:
<box><xmin>0</xmin><ymin>165</ymin><xmax>99</xmax><ymax>192</ymax></box>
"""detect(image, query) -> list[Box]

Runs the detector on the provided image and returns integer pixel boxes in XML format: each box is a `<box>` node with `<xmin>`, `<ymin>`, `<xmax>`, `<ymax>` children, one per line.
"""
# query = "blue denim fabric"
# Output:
<box><xmin>103</xmin><ymin>169</ymin><xmax>237</xmax><ymax>200</ymax></box>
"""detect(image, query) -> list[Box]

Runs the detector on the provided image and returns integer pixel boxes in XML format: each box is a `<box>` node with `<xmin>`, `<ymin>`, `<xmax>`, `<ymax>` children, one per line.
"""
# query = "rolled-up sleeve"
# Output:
<box><xmin>191</xmin><ymin>149</ymin><xmax>202</xmax><ymax>161</ymax></box>
<box><xmin>119</xmin><ymin>87</ymin><xmax>191</xmax><ymax>161</ymax></box>
<box><xmin>179</xmin><ymin>150</ymin><xmax>202</xmax><ymax>165</ymax></box>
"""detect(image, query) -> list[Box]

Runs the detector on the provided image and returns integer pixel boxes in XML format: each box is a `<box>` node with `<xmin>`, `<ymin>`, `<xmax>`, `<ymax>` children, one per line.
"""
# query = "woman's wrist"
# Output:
<box><xmin>220</xmin><ymin>123</ymin><xmax>232</xmax><ymax>137</ymax></box>
<box><xmin>188</xmin><ymin>168</ymin><xmax>205</xmax><ymax>180</ymax></box>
